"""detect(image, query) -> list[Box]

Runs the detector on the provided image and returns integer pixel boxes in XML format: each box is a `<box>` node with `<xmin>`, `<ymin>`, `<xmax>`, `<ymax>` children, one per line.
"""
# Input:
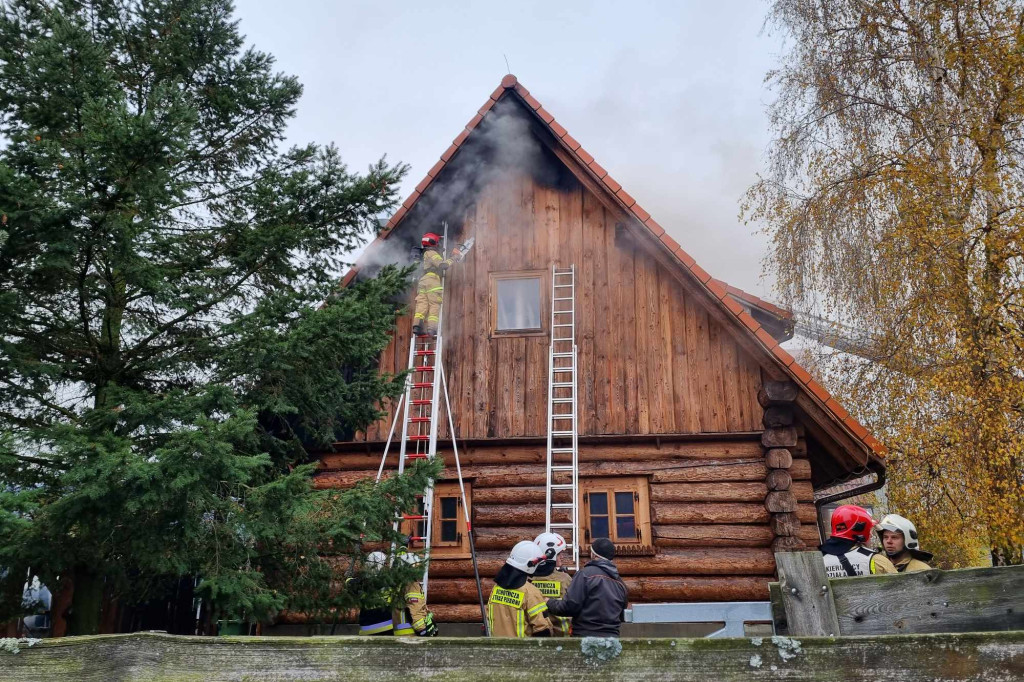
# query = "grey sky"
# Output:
<box><xmin>233</xmin><ymin>0</ymin><xmax>783</xmax><ymax>298</ymax></box>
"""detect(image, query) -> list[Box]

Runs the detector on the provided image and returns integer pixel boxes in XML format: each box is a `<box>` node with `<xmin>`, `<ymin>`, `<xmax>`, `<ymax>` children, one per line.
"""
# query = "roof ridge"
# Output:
<box><xmin>344</xmin><ymin>74</ymin><xmax>885</xmax><ymax>459</ymax></box>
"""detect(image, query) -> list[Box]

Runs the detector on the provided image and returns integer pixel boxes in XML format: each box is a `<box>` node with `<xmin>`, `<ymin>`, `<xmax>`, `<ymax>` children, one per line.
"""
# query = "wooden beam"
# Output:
<box><xmin>775</xmin><ymin>550</ymin><xmax>842</xmax><ymax>637</ymax></box>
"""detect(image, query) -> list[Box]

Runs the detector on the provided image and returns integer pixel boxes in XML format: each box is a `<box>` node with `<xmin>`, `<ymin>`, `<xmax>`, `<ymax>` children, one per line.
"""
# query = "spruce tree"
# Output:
<box><xmin>0</xmin><ymin>0</ymin><xmax>430</xmax><ymax>633</ymax></box>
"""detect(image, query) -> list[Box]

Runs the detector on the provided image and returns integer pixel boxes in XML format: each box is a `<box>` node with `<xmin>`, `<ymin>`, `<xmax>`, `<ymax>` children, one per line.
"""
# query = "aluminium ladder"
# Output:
<box><xmin>374</xmin><ymin>225</ymin><xmax>486</xmax><ymax>630</ymax></box>
<box><xmin>544</xmin><ymin>264</ymin><xmax>581</xmax><ymax>571</ymax></box>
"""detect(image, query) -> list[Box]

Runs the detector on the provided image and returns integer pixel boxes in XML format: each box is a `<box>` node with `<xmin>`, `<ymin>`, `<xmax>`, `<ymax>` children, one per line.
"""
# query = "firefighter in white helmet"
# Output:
<box><xmin>876</xmin><ymin>514</ymin><xmax>933</xmax><ymax>573</ymax></box>
<box><xmin>530</xmin><ymin>532</ymin><xmax>572</xmax><ymax>636</ymax></box>
<box><xmin>348</xmin><ymin>551</ymin><xmax>395</xmax><ymax>636</ymax></box>
<box><xmin>393</xmin><ymin>551</ymin><xmax>438</xmax><ymax>636</ymax></box>
<box><xmin>485</xmin><ymin>541</ymin><xmax>553</xmax><ymax>637</ymax></box>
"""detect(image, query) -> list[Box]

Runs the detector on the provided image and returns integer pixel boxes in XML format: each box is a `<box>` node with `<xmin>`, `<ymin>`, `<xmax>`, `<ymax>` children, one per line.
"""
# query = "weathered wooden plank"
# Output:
<box><xmin>510</xmin><ymin>337</ymin><xmax>526</xmax><ymax>436</ymax></box>
<box><xmin>46</xmin><ymin>629</ymin><xmax>1001</xmax><ymax>681</ymax></box>
<box><xmin>651</xmin><ymin>482</ymin><xmax>769</xmax><ymax>503</ymax></box>
<box><xmin>633</xmin><ymin>248</ymin><xmax>652</xmax><ymax>434</ymax></box>
<box><xmin>776</xmin><ymin>550</ymin><xmax>842</xmax><ymax>636</ymax></box>
<box><xmin>323</xmin><ymin>435</ymin><xmax>773</xmax><ymax>471</ymax></box>
<box><xmin>651</xmin><ymin>503</ymin><xmax>817</xmax><ymax>525</ymax></box>
<box><xmin>619</xmin><ymin>233</ymin><xmax>639</xmax><ymax>434</ymax></box>
<box><xmin>605</xmin><ymin>212</ymin><xmax>626</xmax><ymax>434</ymax></box>
<box><xmin>831</xmin><ymin>564</ymin><xmax>1024</xmax><ymax>636</ymax></box>
<box><xmin>472</xmin><ymin>193</ymin><xmax>492</xmax><ymax>439</ymax></box>
<box><xmin>579</xmin><ymin>189</ymin><xmax>599</xmax><ymax>436</ymax></box>
<box><xmin>643</xmin><ymin>258</ymin><xmax>667</xmax><ymax>428</ymax></box>
<box><xmin>707</xmin><ymin>318</ymin><xmax>728</xmax><ymax>432</ymax></box>
<box><xmin>653</xmin><ymin>524</ymin><xmax>775</xmax><ymax>548</ymax></box>
<box><xmin>720</xmin><ymin>327</ymin><xmax>741</xmax><ymax>430</ymax></box>
<box><xmin>428</xmin><ymin>575</ymin><xmax>769</xmax><ymax>604</ymax></box>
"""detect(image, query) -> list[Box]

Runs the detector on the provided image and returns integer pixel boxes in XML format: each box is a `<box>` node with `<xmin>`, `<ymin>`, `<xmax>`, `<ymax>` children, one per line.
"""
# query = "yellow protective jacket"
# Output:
<box><xmin>392</xmin><ymin>581</ymin><xmax>431</xmax><ymax>636</ymax></box>
<box><xmin>529</xmin><ymin>570</ymin><xmax>573</xmax><ymax>636</ymax></box>
<box><xmin>891</xmin><ymin>553</ymin><xmax>932</xmax><ymax>573</ymax></box>
<box><xmin>486</xmin><ymin>581</ymin><xmax>552</xmax><ymax>637</ymax></box>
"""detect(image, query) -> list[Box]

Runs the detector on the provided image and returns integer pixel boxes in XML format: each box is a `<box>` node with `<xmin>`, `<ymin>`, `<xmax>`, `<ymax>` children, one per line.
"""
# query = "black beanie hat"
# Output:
<box><xmin>592</xmin><ymin>538</ymin><xmax>616</xmax><ymax>560</ymax></box>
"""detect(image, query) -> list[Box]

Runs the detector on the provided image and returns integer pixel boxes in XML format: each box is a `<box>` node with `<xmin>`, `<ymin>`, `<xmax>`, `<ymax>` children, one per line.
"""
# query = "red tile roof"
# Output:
<box><xmin>345</xmin><ymin>75</ymin><xmax>885</xmax><ymax>460</ymax></box>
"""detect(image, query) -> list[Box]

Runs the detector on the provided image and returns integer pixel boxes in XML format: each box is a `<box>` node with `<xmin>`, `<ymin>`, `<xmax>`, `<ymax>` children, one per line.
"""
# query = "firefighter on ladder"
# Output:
<box><xmin>530</xmin><ymin>532</ymin><xmax>573</xmax><ymax>636</ymax></box>
<box><xmin>410</xmin><ymin>231</ymin><xmax>472</xmax><ymax>336</ymax></box>
<box><xmin>486</xmin><ymin>541</ymin><xmax>553</xmax><ymax>637</ymax></box>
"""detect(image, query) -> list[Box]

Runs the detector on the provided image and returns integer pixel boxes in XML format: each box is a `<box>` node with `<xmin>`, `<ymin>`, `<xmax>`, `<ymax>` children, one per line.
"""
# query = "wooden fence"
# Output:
<box><xmin>771</xmin><ymin>551</ymin><xmax>1024</xmax><ymax>636</ymax></box>
<box><xmin>0</xmin><ymin>630</ymin><xmax>1022</xmax><ymax>681</ymax></box>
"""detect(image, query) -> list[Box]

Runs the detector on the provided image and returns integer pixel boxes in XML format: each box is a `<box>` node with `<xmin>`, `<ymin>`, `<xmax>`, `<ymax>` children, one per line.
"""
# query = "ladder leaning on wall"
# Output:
<box><xmin>374</xmin><ymin>223</ymin><xmax>487</xmax><ymax>632</ymax></box>
<box><xmin>544</xmin><ymin>264</ymin><xmax>581</xmax><ymax>571</ymax></box>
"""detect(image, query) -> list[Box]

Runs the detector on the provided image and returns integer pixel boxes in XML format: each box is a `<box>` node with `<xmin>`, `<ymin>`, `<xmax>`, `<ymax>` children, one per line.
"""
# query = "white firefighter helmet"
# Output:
<box><xmin>506</xmin><ymin>540</ymin><xmax>546</xmax><ymax>575</ymax></box>
<box><xmin>399</xmin><ymin>550</ymin><xmax>424</xmax><ymax>566</ymax></box>
<box><xmin>875</xmin><ymin>514</ymin><xmax>920</xmax><ymax>550</ymax></box>
<box><xmin>533</xmin><ymin>532</ymin><xmax>567</xmax><ymax>559</ymax></box>
<box><xmin>365</xmin><ymin>550</ymin><xmax>388</xmax><ymax>570</ymax></box>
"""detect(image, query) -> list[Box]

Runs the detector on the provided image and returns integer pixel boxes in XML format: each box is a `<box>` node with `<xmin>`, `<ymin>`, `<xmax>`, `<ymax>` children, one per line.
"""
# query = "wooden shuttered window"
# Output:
<box><xmin>402</xmin><ymin>481</ymin><xmax>472</xmax><ymax>559</ymax></box>
<box><xmin>581</xmin><ymin>477</ymin><xmax>653</xmax><ymax>555</ymax></box>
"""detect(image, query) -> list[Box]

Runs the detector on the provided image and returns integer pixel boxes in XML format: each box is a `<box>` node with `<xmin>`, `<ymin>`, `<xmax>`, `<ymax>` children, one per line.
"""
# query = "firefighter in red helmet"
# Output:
<box><xmin>410</xmin><ymin>232</ymin><xmax>472</xmax><ymax>336</ymax></box>
<box><xmin>819</xmin><ymin>505</ymin><xmax>897</xmax><ymax>578</ymax></box>
<box><xmin>410</xmin><ymin>232</ymin><xmax>451</xmax><ymax>336</ymax></box>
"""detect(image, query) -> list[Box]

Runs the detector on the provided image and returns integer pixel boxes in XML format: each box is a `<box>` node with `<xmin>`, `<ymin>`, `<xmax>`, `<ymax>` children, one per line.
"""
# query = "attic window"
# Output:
<box><xmin>490</xmin><ymin>271</ymin><xmax>544</xmax><ymax>335</ymax></box>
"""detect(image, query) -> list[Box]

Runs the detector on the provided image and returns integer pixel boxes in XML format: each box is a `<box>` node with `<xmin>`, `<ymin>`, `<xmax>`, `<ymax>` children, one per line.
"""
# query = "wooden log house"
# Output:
<box><xmin>309</xmin><ymin>75</ymin><xmax>887</xmax><ymax>624</ymax></box>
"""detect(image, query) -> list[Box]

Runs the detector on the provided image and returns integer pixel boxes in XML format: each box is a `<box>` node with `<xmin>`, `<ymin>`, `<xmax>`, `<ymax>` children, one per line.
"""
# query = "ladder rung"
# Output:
<box><xmin>552</xmin><ymin>352</ymin><xmax>574</xmax><ymax>358</ymax></box>
<box><xmin>550</xmin><ymin>484</ymin><xmax>575</xmax><ymax>490</ymax></box>
<box><xmin>552</xmin><ymin>382</ymin><xmax>575</xmax><ymax>387</ymax></box>
<box><xmin>412</xmin><ymin>382</ymin><xmax>434</xmax><ymax>389</ymax></box>
<box><xmin>550</xmin><ymin>414</ymin><xmax>575</xmax><ymax>419</ymax></box>
<box><xmin>406</xmin><ymin>454</ymin><xmax>429</xmax><ymax>460</ymax></box>
<box><xmin>403</xmin><ymin>514</ymin><xmax>426</xmax><ymax>520</ymax></box>
<box><xmin>553</xmin><ymin>297</ymin><xmax>574</xmax><ymax>301</ymax></box>
<box><xmin>553</xmin><ymin>323</ymin><xmax>573</xmax><ymax>327</ymax></box>
<box><xmin>551</xmin><ymin>448</ymin><xmax>574</xmax><ymax>453</ymax></box>
<box><xmin>550</xmin><ymin>503</ymin><xmax>575</xmax><ymax>508</ymax></box>
<box><xmin>410</xmin><ymin>399</ymin><xmax>432</xmax><ymax>405</ymax></box>
<box><xmin>408</xmin><ymin>436</ymin><xmax>429</xmax><ymax>442</ymax></box>
<box><xmin>552</xmin><ymin>368</ymin><xmax>575</xmax><ymax>373</ymax></box>
<box><xmin>414</xmin><ymin>350</ymin><xmax>436</xmax><ymax>356</ymax></box>
<box><xmin>413</xmin><ymin>366</ymin><xmax>435</xmax><ymax>372</ymax></box>
<box><xmin>409</xmin><ymin>536</ymin><xmax>427</xmax><ymax>541</ymax></box>
<box><xmin>551</xmin><ymin>465</ymin><xmax>574</xmax><ymax>471</ymax></box>
<box><xmin>408</xmin><ymin>417</ymin><xmax>431</xmax><ymax>423</ymax></box>
<box><xmin>548</xmin><ymin>523</ymin><xmax>575</xmax><ymax>528</ymax></box>
<box><xmin>552</xmin><ymin>431</ymin><xmax>573</xmax><ymax>436</ymax></box>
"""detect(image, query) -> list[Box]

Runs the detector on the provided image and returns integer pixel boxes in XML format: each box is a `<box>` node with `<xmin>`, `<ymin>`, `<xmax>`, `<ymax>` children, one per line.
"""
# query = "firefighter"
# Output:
<box><xmin>393</xmin><ymin>551</ymin><xmax>438</xmax><ymax>637</ymax></box>
<box><xmin>350</xmin><ymin>551</ymin><xmax>395</xmax><ymax>636</ymax></box>
<box><xmin>876</xmin><ymin>514</ymin><xmax>933</xmax><ymax>573</ymax></box>
<box><xmin>411</xmin><ymin>232</ymin><xmax>472</xmax><ymax>336</ymax></box>
<box><xmin>486</xmin><ymin>541</ymin><xmax>553</xmax><ymax>637</ymax></box>
<box><xmin>819</xmin><ymin>505</ymin><xmax>898</xmax><ymax>578</ymax></box>
<box><xmin>530</xmin><ymin>532</ymin><xmax>572</xmax><ymax>636</ymax></box>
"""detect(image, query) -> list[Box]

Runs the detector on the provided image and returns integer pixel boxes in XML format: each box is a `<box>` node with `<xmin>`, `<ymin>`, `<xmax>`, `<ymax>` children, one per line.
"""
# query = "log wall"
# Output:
<box><xmin>358</xmin><ymin>168</ymin><xmax>764</xmax><ymax>442</ymax></box>
<box><xmin>314</xmin><ymin>437</ymin><xmax>821</xmax><ymax>621</ymax></box>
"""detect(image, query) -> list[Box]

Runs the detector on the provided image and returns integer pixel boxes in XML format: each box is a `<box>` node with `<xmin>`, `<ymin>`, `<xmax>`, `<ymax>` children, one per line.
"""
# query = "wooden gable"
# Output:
<box><xmin>340</xmin><ymin>77</ymin><xmax>885</xmax><ymax>488</ymax></box>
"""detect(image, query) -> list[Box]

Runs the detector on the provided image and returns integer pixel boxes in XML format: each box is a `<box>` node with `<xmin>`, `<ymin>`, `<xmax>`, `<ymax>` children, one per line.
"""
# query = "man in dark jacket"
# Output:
<box><xmin>546</xmin><ymin>538</ymin><xmax>628</xmax><ymax>637</ymax></box>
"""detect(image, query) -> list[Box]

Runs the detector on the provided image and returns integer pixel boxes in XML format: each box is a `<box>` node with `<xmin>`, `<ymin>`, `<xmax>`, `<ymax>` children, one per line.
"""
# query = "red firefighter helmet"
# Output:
<box><xmin>830</xmin><ymin>505</ymin><xmax>875</xmax><ymax>543</ymax></box>
<box><xmin>421</xmin><ymin>232</ymin><xmax>441</xmax><ymax>248</ymax></box>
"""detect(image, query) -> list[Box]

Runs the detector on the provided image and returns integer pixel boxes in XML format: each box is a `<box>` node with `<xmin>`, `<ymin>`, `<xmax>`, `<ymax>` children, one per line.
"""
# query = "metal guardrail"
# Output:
<box><xmin>623</xmin><ymin>601</ymin><xmax>773</xmax><ymax>638</ymax></box>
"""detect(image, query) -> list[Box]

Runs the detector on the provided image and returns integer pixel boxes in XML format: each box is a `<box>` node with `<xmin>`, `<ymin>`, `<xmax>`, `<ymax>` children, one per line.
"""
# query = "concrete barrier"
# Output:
<box><xmin>1</xmin><ymin>631</ymin><xmax>1022</xmax><ymax>681</ymax></box>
